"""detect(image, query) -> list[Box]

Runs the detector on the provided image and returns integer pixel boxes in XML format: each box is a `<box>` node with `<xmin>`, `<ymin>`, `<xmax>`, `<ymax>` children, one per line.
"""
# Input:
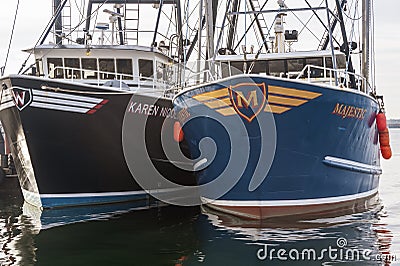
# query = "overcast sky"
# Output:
<box><xmin>0</xmin><ymin>0</ymin><xmax>398</xmax><ymax>117</ymax></box>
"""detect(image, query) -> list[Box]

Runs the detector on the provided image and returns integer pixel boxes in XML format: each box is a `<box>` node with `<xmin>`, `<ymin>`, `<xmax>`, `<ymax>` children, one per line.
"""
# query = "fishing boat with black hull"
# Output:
<box><xmin>173</xmin><ymin>0</ymin><xmax>391</xmax><ymax>219</ymax></box>
<box><xmin>0</xmin><ymin>0</ymin><xmax>196</xmax><ymax>208</ymax></box>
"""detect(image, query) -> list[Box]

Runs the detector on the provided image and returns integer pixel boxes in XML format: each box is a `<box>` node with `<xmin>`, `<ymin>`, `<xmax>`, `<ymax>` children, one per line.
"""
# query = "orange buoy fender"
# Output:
<box><xmin>378</xmin><ymin>128</ymin><xmax>390</xmax><ymax>146</ymax></box>
<box><xmin>376</xmin><ymin>112</ymin><xmax>387</xmax><ymax>132</ymax></box>
<box><xmin>380</xmin><ymin>145</ymin><xmax>392</xmax><ymax>160</ymax></box>
<box><xmin>378</xmin><ymin>127</ymin><xmax>392</xmax><ymax>160</ymax></box>
<box><xmin>173</xmin><ymin>121</ymin><xmax>184</xmax><ymax>142</ymax></box>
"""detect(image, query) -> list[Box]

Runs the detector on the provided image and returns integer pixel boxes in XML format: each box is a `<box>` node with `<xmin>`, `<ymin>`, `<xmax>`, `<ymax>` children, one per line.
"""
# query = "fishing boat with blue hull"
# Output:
<box><xmin>0</xmin><ymin>0</ymin><xmax>196</xmax><ymax>208</ymax></box>
<box><xmin>173</xmin><ymin>0</ymin><xmax>389</xmax><ymax>219</ymax></box>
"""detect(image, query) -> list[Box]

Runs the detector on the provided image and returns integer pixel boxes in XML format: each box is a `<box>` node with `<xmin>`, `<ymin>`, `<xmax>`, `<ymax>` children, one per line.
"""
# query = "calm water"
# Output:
<box><xmin>0</xmin><ymin>130</ymin><xmax>399</xmax><ymax>265</ymax></box>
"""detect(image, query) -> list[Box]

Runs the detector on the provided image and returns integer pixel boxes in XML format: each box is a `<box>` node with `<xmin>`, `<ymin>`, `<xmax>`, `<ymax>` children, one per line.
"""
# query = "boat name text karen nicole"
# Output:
<box><xmin>127</xmin><ymin>101</ymin><xmax>176</xmax><ymax>118</ymax></box>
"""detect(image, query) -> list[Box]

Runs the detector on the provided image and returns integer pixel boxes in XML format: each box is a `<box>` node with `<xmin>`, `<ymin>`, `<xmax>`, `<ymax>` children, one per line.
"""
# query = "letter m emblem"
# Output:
<box><xmin>228</xmin><ymin>82</ymin><xmax>267</xmax><ymax>122</ymax></box>
<box><xmin>12</xmin><ymin>87</ymin><xmax>33</xmax><ymax>111</ymax></box>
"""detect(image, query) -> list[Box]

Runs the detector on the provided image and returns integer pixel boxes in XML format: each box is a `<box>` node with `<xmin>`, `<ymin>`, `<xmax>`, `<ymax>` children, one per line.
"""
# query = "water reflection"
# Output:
<box><xmin>0</xmin><ymin>177</ymin><xmax>35</xmax><ymax>266</ymax></box>
<box><xmin>0</xmin><ymin>177</ymin><xmax>398</xmax><ymax>265</ymax></box>
<box><xmin>189</xmin><ymin>194</ymin><xmax>396</xmax><ymax>265</ymax></box>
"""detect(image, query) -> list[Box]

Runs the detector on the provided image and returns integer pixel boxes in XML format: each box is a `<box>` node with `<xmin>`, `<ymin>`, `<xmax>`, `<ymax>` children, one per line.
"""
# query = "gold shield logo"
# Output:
<box><xmin>228</xmin><ymin>83</ymin><xmax>267</xmax><ymax>122</ymax></box>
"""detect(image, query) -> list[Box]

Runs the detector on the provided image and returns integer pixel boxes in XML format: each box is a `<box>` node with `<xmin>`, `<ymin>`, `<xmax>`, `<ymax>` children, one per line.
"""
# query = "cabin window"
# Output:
<box><xmin>116</xmin><ymin>59</ymin><xmax>133</xmax><ymax>80</ymax></box>
<box><xmin>305</xmin><ymin>57</ymin><xmax>323</xmax><ymax>77</ymax></box>
<box><xmin>268</xmin><ymin>60</ymin><xmax>285</xmax><ymax>77</ymax></box>
<box><xmin>47</xmin><ymin>58</ymin><xmax>64</xmax><ymax>78</ymax></box>
<box><xmin>81</xmin><ymin>58</ymin><xmax>98</xmax><ymax>79</ymax></box>
<box><xmin>287</xmin><ymin>58</ymin><xmax>304</xmax><ymax>72</ymax></box>
<box><xmin>336</xmin><ymin>54</ymin><xmax>347</xmax><ymax>69</ymax></box>
<box><xmin>325</xmin><ymin>57</ymin><xmax>333</xmax><ymax>68</ymax></box>
<box><xmin>220</xmin><ymin>62</ymin><xmax>231</xmax><ymax>77</ymax></box>
<box><xmin>156</xmin><ymin>61</ymin><xmax>166</xmax><ymax>81</ymax></box>
<box><xmin>305</xmin><ymin>57</ymin><xmax>323</xmax><ymax>67</ymax></box>
<box><xmin>250</xmin><ymin>61</ymin><xmax>267</xmax><ymax>74</ymax></box>
<box><xmin>35</xmin><ymin>59</ymin><xmax>44</xmax><ymax>77</ymax></box>
<box><xmin>139</xmin><ymin>59</ymin><xmax>154</xmax><ymax>80</ymax></box>
<box><xmin>230</xmin><ymin>61</ymin><xmax>245</xmax><ymax>75</ymax></box>
<box><xmin>99</xmin><ymin>58</ymin><xmax>115</xmax><ymax>79</ymax></box>
<box><xmin>324</xmin><ymin>57</ymin><xmax>334</xmax><ymax>77</ymax></box>
<box><xmin>64</xmin><ymin>58</ymin><xmax>81</xmax><ymax>79</ymax></box>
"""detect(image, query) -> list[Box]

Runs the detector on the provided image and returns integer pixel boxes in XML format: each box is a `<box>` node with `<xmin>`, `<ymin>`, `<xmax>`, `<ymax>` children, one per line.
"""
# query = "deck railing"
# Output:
<box><xmin>295</xmin><ymin>65</ymin><xmax>370</xmax><ymax>92</ymax></box>
<box><xmin>50</xmin><ymin>66</ymin><xmax>175</xmax><ymax>92</ymax></box>
<box><xmin>174</xmin><ymin>60</ymin><xmax>371</xmax><ymax>93</ymax></box>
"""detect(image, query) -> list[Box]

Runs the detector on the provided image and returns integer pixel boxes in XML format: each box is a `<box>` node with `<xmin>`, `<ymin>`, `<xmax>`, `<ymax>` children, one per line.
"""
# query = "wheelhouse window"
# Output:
<box><xmin>156</xmin><ymin>61</ymin><xmax>166</xmax><ymax>81</ymax></box>
<box><xmin>81</xmin><ymin>58</ymin><xmax>98</xmax><ymax>79</ymax></box>
<box><xmin>139</xmin><ymin>59</ymin><xmax>154</xmax><ymax>80</ymax></box>
<box><xmin>336</xmin><ymin>54</ymin><xmax>347</xmax><ymax>69</ymax></box>
<box><xmin>324</xmin><ymin>57</ymin><xmax>334</xmax><ymax>77</ymax></box>
<box><xmin>305</xmin><ymin>57</ymin><xmax>323</xmax><ymax>77</ymax></box>
<box><xmin>230</xmin><ymin>61</ymin><xmax>245</xmax><ymax>75</ymax></box>
<box><xmin>250</xmin><ymin>61</ymin><xmax>267</xmax><ymax>74</ymax></box>
<box><xmin>64</xmin><ymin>58</ymin><xmax>81</xmax><ymax>79</ymax></box>
<box><xmin>220</xmin><ymin>61</ymin><xmax>231</xmax><ymax>77</ymax></box>
<box><xmin>325</xmin><ymin>57</ymin><xmax>333</xmax><ymax>68</ymax></box>
<box><xmin>47</xmin><ymin>58</ymin><xmax>64</xmax><ymax>78</ymax></box>
<box><xmin>99</xmin><ymin>58</ymin><xmax>115</xmax><ymax>79</ymax></box>
<box><xmin>116</xmin><ymin>59</ymin><xmax>133</xmax><ymax>80</ymax></box>
<box><xmin>287</xmin><ymin>58</ymin><xmax>304</xmax><ymax>72</ymax></box>
<box><xmin>35</xmin><ymin>59</ymin><xmax>43</xmax><ymax>76</ymax></box>
<box><xmin>268</xmin><ymin>60</ymin><xmax>285</xmax><ymax>77</ymax></box>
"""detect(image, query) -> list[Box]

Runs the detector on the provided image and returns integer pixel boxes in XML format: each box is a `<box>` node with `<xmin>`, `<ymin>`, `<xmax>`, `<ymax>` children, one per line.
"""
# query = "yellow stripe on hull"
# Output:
<box><xmin>269</xmin><ymin>86</ymin><xmax>322</xmax><ymax>99</ymax></box>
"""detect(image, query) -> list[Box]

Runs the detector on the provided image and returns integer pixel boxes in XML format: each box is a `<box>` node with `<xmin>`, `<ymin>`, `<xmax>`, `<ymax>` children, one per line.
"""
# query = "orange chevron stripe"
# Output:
<box><xmin>204</xmin><ymin>97</ymin><xmax>232</xmax><ymax>109</ymax></box>
<box><xmin>264</xmin><ymin>104</ymin><xmax>291</xmax><ymax>114</ymax></box>
<box><xmin>215</xmin><ymin>107</ymin><xmax>237</xmax><ymax>116</ymax></box>
<box><xmin>268</xmin><ymin>95</ymin><xmax>308</xmax><ymax>106</ymax></box>
<box><xmin>193</xmin><ymin>88</ymin><xmax>229</xmax><ymax>102</ymax></box>
<box><xmin>192</xmin><ymin>85</ymin><xmax>322</xmax><ymax>117</ymax></box>
<box><xmin>269</xmin><ymin>86</ymin><xmax>322</xmax><ymax>99</ymax></box>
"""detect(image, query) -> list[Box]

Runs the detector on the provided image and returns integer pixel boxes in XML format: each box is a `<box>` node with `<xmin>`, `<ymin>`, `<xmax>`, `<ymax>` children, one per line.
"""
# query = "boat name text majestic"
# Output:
<box><xmin>331</xmin><ymin>103</ymin><xmax>367</xmax><ymax>120</ymax></box>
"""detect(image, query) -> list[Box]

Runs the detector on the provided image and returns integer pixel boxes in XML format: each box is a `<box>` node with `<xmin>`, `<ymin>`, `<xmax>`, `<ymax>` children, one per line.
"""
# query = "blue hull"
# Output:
<box><xmin>174</xmin><ymin>74</ymin><xmax>381</xmax><ymax>218</ymax></box>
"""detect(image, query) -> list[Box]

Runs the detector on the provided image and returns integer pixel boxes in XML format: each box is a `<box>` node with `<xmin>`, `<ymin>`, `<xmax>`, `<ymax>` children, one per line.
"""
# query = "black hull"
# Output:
<box><xmin>0</xmin><ymin>75</ymin><xmax>195</xmax><ymax>208</ymax></box>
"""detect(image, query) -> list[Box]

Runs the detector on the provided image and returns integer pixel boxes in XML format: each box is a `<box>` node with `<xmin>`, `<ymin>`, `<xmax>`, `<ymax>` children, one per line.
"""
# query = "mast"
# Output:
<box><xmin>320</xmin><ymin>0</ymin><xmax>346</xmax><ymax>50</ymax></box>
<box><xmin>54</xmin><ymin>0</ymin><xmax>63</xmax><ymax>44</ymax></box>
<box><xmin>361</xmin><ymin>0</ymin><xmax>370</xmax><ymax>92</ymax></box>
<box><xmin>334</xmin><ymin>0</ymin><xmax>356</xmax><ymax>89</ymax></box>
<box><xmin>152</xmin><ymin>0</ymin><xmax>165</xmax><ymax>47</ymax></box>
<box><xmin>41</xmin><ymin>0</ymin><xmax>67</xmax><ymax>45</ymax></box>
<box><xmin>115</xmin><ymin>5</ymin><xmax>124</xmax><ymax>45</ymax></box>
<box><xmin>226</xmin><ymin>0</ymin><xmax>239</xmax><ymax>50</ymax></box>
<box><xmin>205</xmin><ymin>0</ymin><xmax>216</xmax><ymax>59</ymax></box>
<box><xmin>248</xmin><ymin>0</ymin><xmax>269</xmax><ymax>52</ymax></box>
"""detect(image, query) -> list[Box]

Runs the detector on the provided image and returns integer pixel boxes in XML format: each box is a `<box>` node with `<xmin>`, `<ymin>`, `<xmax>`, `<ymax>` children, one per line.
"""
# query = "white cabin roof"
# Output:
<box><xmin>215</xmin><ymin>49</ymin><xmax>344</xmax><ymax>61</ymax></box>
<box><xmin>24</xmin><ymin>44</ymin><xmax>172</xmax><ymax>61</ymax></box>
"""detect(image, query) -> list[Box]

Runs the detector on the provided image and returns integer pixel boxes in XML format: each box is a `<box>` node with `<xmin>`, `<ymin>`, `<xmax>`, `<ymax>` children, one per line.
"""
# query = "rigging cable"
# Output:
<box><xmin>247</xmin><ymin>4</ymin><xmax>282</xmax><ymax>74</ymax></box>
<box><xmin>370</xmin><ymin>0</ymin><xmax>376</xmax><ymax>93</ymax></box>
<box><xmin>233</xmin><ymin>0</ymin><xmax>269</xmax><ymax>52</ymax></box>
<box><xmin>2</xmin><ymin>0</ymin><xmax>20</xmax><ymax>76</ymax></box>
<box><xmin>182</xmin><ymin>0</ymin><xmax>190</xmax><ymax>81</ymax></box>
<box><xmin>19</xmin><ymin>0</ymin><xmax>110</xmax><ymax>75</ymax></box>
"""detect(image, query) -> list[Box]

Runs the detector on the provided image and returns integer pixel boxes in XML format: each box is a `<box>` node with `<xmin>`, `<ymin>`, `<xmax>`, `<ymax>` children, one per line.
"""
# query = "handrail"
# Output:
<box><xmin>50</xmin><ymin>66</ymin><xmax>174</xmax><ymax>91</ymax></box>
<box><xmin>51</xmin><ymin>63</ymin><xmax>371</xmax><ymax>94</ymax></box>
<box><xmin>173</xmin><ymin>60</ymin><xmax>371</xmax><ymax>94</ymax></box>
<box><xmin>295</xmin><ymin>64</ymin><xmax>369</xmax><ymax>92</ymax></box>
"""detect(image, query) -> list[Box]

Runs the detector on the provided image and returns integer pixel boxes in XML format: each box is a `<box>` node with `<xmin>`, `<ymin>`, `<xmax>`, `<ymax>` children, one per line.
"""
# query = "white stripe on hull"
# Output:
<box><xmin>33</xmin><ymin>95</ymin><xmax>98</xmax><ymax>109</ymax></box>
<box><xmin>0</xmin><ymin>87</ymin><xmax>107</xmax><ymax>113</ymax></box>
<box><xmin>40</xmin><ymin>187</ymin><xmax>188</xmax><ymax>199</ymax></box>
<box><xmin>32</xmin><ymin>89</ymin><xmax>104</xmax><ymax>104</ymax></box>
<box><xmin>201</xmin><ymin>187</ymin><xmax>379</xmax><ymax>207</ymax></box>
<box><xmin>30</xmin><ymin>102</ymin><xmax>90</xmax><ymax>113</ymax></box>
